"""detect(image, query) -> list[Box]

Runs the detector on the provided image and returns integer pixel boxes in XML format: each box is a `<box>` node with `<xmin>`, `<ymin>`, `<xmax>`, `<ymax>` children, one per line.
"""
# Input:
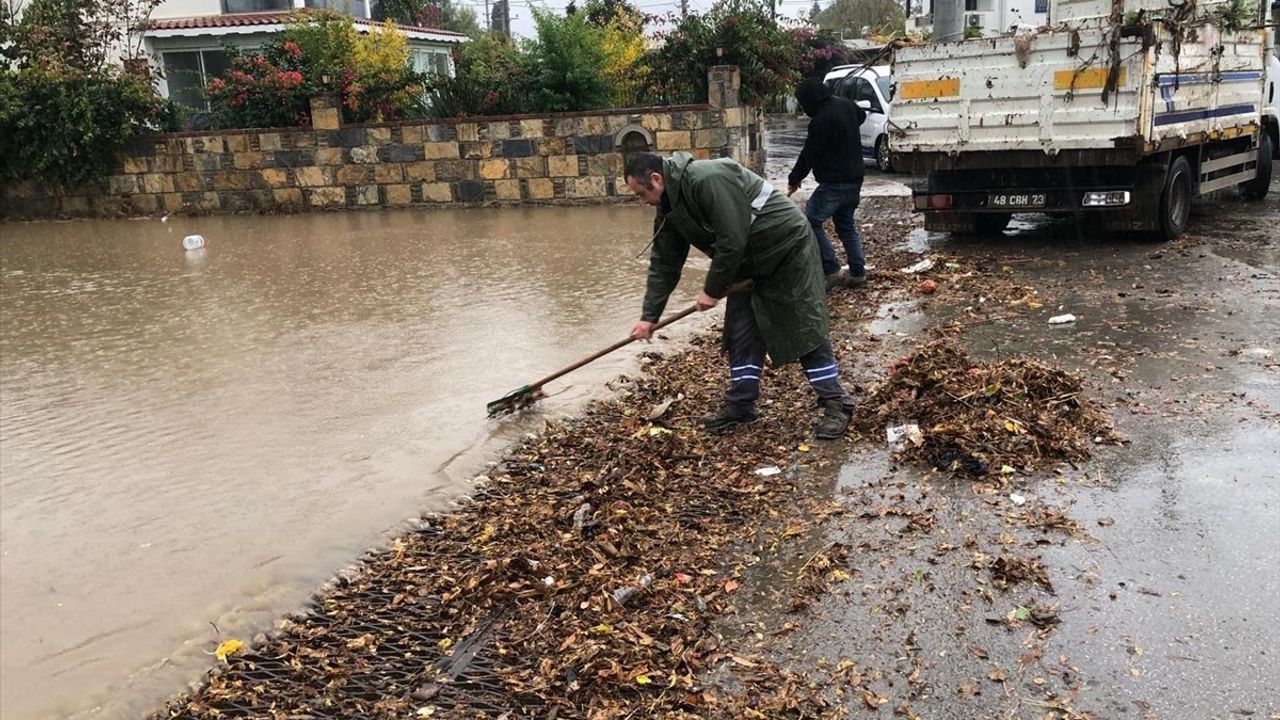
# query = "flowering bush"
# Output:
<box><xmin>204</xmin><ymin>12</ymin><xmax>425</xmax><ymax>129</ymax></box>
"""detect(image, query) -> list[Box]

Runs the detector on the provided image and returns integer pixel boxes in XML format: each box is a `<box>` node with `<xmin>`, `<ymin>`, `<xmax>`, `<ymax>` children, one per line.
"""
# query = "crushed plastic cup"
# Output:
<box><xmin>754</xmin><ymin>465</ymin><xmax>782</xmax><ymax>477</ymax></box>
<box><xmin>900</xmin><ymin>258</ymin><xmax>934</xmax><ymax>274</ymax></box>
<box><xmin>182</xmin><ymin>234</ymin><xmax>206</xmax><ymax>251</ymax></box>
<box><xmin>1048</xmin><ymin>314</ymin><xmax>1077</xmax><ymax>325</ymax></box>
<box><xmin>886</xmin><ymin>423</ymin><xmax>923</xmax><ymax>446</ymax></box>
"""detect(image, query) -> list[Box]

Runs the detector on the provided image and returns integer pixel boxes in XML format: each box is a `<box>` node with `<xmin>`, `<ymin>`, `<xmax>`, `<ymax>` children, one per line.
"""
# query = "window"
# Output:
<box><xmin>305</xmin><ymin>0</ymin><xmax>371</xmax><ymax>19</ymax></box>
<box><xmin>1034</xmin><ymin>0</ymin><xmax>1047</xmax><ymax>12</ymax></box>
<box><xmin>964</xmin><ymin>0</ymin><xmax>978</xmax><ymax>10</ymax></box>
<box><xmin>854</xmin><ymin>77</ymin><xmax>882</xmax><ymax>113</ymax></box>
<box><xmin>875</xmin><ymin>76</ymin><xmax>893</xmax><ymax>102</ymax></box>
<box><xmin>223</xmin><ymin>0</ymin><xmax>291</xmax><ymax>12</ymax></box>
<box><xmin>163</xmin><ymin>49</ymin><xmax>231</xmax><ymax>109</ymax></box>
<box><xmin>412</xmin><ymin>49</ymin><xmax>452</xmax><ymax>77</ymax></box>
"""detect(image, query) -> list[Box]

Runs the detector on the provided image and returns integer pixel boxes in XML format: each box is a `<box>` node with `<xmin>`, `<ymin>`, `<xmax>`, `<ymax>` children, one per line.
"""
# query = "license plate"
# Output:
<box><xmin>988</xmin><ymin>193</ymin><xmax>1046</xmax><ymax>209</ymax></box>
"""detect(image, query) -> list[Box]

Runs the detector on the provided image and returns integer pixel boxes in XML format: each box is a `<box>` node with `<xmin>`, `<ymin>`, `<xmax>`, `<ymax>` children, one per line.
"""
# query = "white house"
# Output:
<box><xmin>909</xmin><ymin>0</ymin><xmax>1049</xmax><ymax>37</ymax></box>
<box><xmin>142</xmin><ymin>0</ymin><xmax>468</xmax><ymax>108</ymax></box>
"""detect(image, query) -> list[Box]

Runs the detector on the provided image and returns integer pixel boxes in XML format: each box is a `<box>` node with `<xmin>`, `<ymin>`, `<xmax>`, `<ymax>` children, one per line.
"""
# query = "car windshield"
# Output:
<box><xmin>876</xmin><ymin>76</ymin><xmax>893</xmax><ymax>102</ymax></box>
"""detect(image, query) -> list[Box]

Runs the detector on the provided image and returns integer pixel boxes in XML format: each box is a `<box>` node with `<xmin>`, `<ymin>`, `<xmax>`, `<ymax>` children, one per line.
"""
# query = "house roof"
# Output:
<box><xmin>144</xmin><ymin>11</ymin><xmax>468</xmax><ymax>44</ymax></box>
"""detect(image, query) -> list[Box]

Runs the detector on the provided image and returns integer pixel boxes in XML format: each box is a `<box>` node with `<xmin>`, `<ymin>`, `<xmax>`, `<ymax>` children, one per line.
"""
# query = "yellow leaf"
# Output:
<box><xmin>214</xmin><ymin>639</ymin><xmax>244</xmax><ymax>663</ymax></box>
<box><xmin>589</xmin><ymin>623</ymin><xmax>614</xmax><ymax>635</ymax></box>
<box><xmin>647</xmin><ymin>426</ymin><xmax>672</xmax><ymax>437</ymax></box>
<box><xmin>438</xmin><ymin>637</ymin><xmax>453</xmax><ymax>650</ymax></box>
<box><xmin>1004</xmin><ymin>419</ymin><xmax>1025</xmax><ymax>434</ymax></box>
<box><xmin>999</xmin><ymin>465</ymin><xmax>1015</xmax><ymax>475</ymax></box>
<box><xmin>829</xmin><ymin>569</ymin><xmax>852</xmax><ymax>581</ymax></box>
<box><xmin>798</xmin><ymin>444</ymin><xmax>811</xmax><ymax>452</ymax></box>
<box><xmin>475</xmin><ymin>524</ymin><xmax>496</xmax><ymax>543</ymax></box>
<box><xmin>635</xmin><ymin>674</ymin><xmax>652</xmax><ymax>685</ymax></box>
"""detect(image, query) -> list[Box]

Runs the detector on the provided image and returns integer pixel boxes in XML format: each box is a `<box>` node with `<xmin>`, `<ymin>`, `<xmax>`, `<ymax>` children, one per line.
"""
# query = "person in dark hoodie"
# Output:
<box><xmin>787</xmin><ymin>77</ymin><xmax>867</xmax><ymax>291</ymax></box>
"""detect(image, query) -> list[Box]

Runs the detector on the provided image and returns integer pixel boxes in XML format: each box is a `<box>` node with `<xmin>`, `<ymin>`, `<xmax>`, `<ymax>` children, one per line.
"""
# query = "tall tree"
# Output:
<box><xmin>813</xmin><ymin>0</ymin><xmax>904</xmax><ymax>35</ymax></box>
<box><xmin>810</xmin><ymin>0</ymin><xmax>821</xmax><ymax>21</ymax></box>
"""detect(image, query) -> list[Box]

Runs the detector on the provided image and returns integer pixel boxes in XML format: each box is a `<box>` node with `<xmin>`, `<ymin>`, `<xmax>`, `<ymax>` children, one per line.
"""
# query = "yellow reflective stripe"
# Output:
<box><xmin>1054</xmin><ymin>67</ymin><xmax>1126</xmax><ymax>91</ymax></box>
<box><xmin>899</xmin><ymin>78</ymin><xmax>961</xmax><ymax>100</ymax></box>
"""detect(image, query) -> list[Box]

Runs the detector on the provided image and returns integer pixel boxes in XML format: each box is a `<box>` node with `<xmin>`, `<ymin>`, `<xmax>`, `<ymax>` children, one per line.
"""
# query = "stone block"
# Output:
<box><xmin>723</xmin><ymin>107</ymin><xmax>745</xmax><ymax>127</ymax></box>
<box><xmin>573</xmin><ymin>135</ymin><xmax>614</xmax><ymax>155</ymax></box>
<box><xmin>513</xmin><ymin>156</ymin><xmax>546</xmax><ymax>178</ymax></box>
<box><xmin>366</xmin><ymin>127</ymin><xmax>392</xmax><ymax>144</ymax></box>
<box><xmin>290</xmin><ymin>132</ymin><xmax>317</xmax><ymax>148</ymax></box>
<box><xmin>294</xmin><ymin>167</ymin><xmax>330</xmax><ymax>187</ymax></box>
<box><xmin>400</xmin><ymin>125</ymin><xmax>424</xmax><ymax>144</ymax></box>
<box><xmin>307</xmin><ymin>187</ymin><xmax>346</xmax><ymax>207</ymax></box>
<box><xmin>224</xmin><ymin>135</ymin><xmax>250</xmax><ymax>153</ymax></box>
<box><xmin>192</xmin><ymin>154</ymin><xmax>221</xmax><ymax>172</ymax></box>
<box><xmin>259</xmin><ymin>133</ymin><xmax>283</xmax><ymax>151</ymax></box>
<box><xmin>425</xmin><ymin>142</ymin><xmax>460</xmax><ymax>160</ymax></box>
<box><xmin>327</xmin><ymin>128</ymin><xmax>367</xmax><ymax>147</ymax></box>
<box><xmin>640</xmin><ymin>113</ymin><xmax>673</xmax><ymax>131</ymax></box>
<box><xmin>537</xmin><ymin>137</ymin><xmax>568</xmax><ymax>156</ymax></box>
<box><xmin>460</xmin><ymin>142</ymin><xmax>493</xmax><ymax>159</ymax></box>
<box><xmin>273</xmin><ymin>188</ymin><xmax>303</xmax><ymax>207</ymax></box>
<box><xmin>613</xmin><ymin>176</ymin><xmax>632</xmax><ymax>196</ymax></box>
<box><xmin>129</xmin><ymin>193</ymin><xmax>160</xmax><ymax>214</ymax></box>
<box><xmin>350</xmin><ymin>146</ymin><xmax>379</xmax><ymax>164</ymax></box>
<box><xmin>503</xmin><ymin>138</ymin><xmax>535</xmax><ymax>158</ymax></box>
<box><xmin>552</xmin><ymin>118</ymin><xmax>577</xmax><ymax>137</ymax></box>
<box><xmin>141</xmin><ymin>174</ymin><xmax>174</xmax><ymax>194</ymax></box>
<box><xmin>109</xmin><ymin>175</ymin><xmax>138</xmax><ymax>194</ymax></box>
<box><xmin>234</xmin><ymin>152</ymin><xmax>267</xmax><ymax>170</ymax></box>
<box><xmin>568</xmin><ymin>176</ymin><xmax>607</xmax><ymax>198</ymax></box>
<box><xmin>374</xmin><ymin>164</ymin><xmax>404</xmax><ymax>184</ymax></box>
<box><xmin>485</xmin><ymin>121</ymin><xmax>511</xmax><ymax>140</ymax></box>
<box><xmin>153</xmin><ymin>155</ymin><xmax>185</xmax><ymax>173</ymax></box>
<box><xmin>186</xmin><ymin>192</ymin><xmax>221</xmax><ymax>212</ymax></box>
<box><xmin>455</xmin><ymin>180</ymin><xmax>487</xmax><ymax>202</ymax></box>
<box><xmin>355</xmin><ymin>184</ymin><xmax>379</xmax><ymax>205</ymax></box>
<box><xmin>519</xmin><ymin>119</ymin><xmax>544</xmax><ymax>139</ymax></box>
<box><xmin>434</xmin><ymin>159</ymin><xmax>474</xmax><ymax>182</ymax></box>
<box><xmin>588</xmin><ymin>154</ymin><xmax>622</xmax><ymax>176</ymax></box>
<box><xmin>691</xmin><ymin>148</ymin><xmax>711</xmax><ymax>160</ymax></box>
<box><xmin>61</xmin><ymin>195</ymin><xmax>90</xmax><ymax>215</ymax></box>
<box><xmin>404</xmin><ymin>161</ymin><xmax>435</xmax><ymax>182</ymax></box>
<box><xmin>274</xmin><ymin>149</ymin><xmax>316</xmax><ymax>167</ymax></box>
<box><xmin>336</xmin><ymin>165</ymin><xmax>373</xmax><ymax>185</ymax></box>
<box><xmin>428</xmin><ymin>123</ymin><xmax>459</xmax><ymax>142</ymax></box>
<box><xmin>421</xmin><ymin>182</ymin><xmax>453</xmax><ymax>202</ymax></box>
<box><xmin>379</xmin><ymin>144</ymin><xmax>422</xmax><ymax>163</ymax></box>
<box><xmin>694</xmin><ymin>128</ymin><xmax>728</xmax><ymax>148</ymax></box>
<box><xmin>547</xmin><ymin>155</ymin><xmax>580</xmax><ymax>177</ymax></box>
<box><xmin>196</xmin><ymin>136</ymin><xmax>227</xmax><ymax>154</ymax></box>
<box><xmin>172</xmin><ymin>173</ymin><xmax>206</xmax><ymax>193</ymax></box>
<box><xmin>494</xmin><ymin>179</ymin><xmax>522</xmax><ymax>201</ymax></box>
<box><xmin>479</xmin><ymin>158</ymin><xmax>510</xmax><ymax>180</ymax></box>
<box><xmin>526</xmin><ymin>177</ymin><xmax>554</xmax><ymax>199</ymax></box>
<box><xmin>311</xmin><ymin>106</ymin><xmax>341</xmax><ymax>131</ymax></box>
<box><xmin>259</xmin><ymin>168</ymin><xmax>290</xmax><ymax>186</ymax></box>
<box><xmin>314</xmin><ymin>148</ymin><xmax>344</xmax><ymax>165</ymax></box>
<box><xmin>582</xmin><ymin>116</ymin><xmax>605</xmax><ymax>135</ymax></box>
<box><xmin>221</xmin><ymin>190</ymin><xmax>266</xmax><ymax>213</ymax></box>
<box><xmin>123</xmin><ymin>157</ymin><xmax>150</xmax><ymax>174</ymax></box>
<box><xmin>384</xmin><ymin>184</ymin><xmax>412</xmax><ymax>205</ymax></box>
<box><xmin>656</xmin><ymin>131</ymin><xmax>692</xmax><ymax>151</ymax></box>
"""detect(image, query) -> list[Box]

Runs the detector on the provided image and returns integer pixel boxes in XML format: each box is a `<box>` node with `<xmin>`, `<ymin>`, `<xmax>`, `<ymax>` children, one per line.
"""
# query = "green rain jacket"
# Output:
<box><xmin>641</xmin><ymin>152</ymin><xmax>829</xmax><ymax>365</ymax></box>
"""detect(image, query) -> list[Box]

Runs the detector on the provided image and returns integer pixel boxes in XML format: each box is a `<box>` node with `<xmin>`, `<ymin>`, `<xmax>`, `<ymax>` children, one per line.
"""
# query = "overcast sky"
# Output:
<box><xmin>478</xmin><ymin>0</ymin><xmax>821</xmax><ymax>39</ymax></box>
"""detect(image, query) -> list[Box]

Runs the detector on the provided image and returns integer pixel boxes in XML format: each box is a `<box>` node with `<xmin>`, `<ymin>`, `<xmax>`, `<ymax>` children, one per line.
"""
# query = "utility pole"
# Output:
<box><xmin>770</xmin><ymin>0</ymin><xmax>776</xmax><ymax>22</ymax></box>
<box><xmin>484</xmin><ymin>0</ymin><xmax>490</xmax><ymax>31</ymax></box>
<box><xmin>934</xmin><ymin>0</ymin><xmax>964</xmax><ymax>42</ymax></box>
<box><xmin>681</xmin><ymin>0</ymin><xmax>688</xmax><ymax>18</ymax></box>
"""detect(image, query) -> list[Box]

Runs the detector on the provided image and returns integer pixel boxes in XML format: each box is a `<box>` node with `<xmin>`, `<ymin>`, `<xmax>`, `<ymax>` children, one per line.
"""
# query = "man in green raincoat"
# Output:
<box><xmin>623</xmin><ymin>152</ymin><xmax>854</xmax><ymax>439</ymax></box>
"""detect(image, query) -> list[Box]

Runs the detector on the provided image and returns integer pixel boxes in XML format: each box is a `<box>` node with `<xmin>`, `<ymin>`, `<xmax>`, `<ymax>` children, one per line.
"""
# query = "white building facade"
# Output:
<box><xmin>909</xmin><ymin>0</ymin><xmax>1049</xmax><ymax>37</ymax></box>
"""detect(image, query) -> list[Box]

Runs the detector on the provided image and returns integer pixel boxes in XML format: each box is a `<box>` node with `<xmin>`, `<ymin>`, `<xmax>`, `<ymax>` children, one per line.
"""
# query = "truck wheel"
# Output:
<box><xmin>1241</xmin><ymin>133</ymin><xmax>1273</xmax><ymax>201</ymax></box>
<box><xmin>1157</xmin><ymin>156</ymin><xmax>1193</xmax><ymax>240</ymax></box>
<box><xmin>973</xmin><ymin>213</ymin><xmax>1012</xmax><ymax>235</ymax></box>
<box><xmin>875</xmin><ymin>136</ymin><xmax>893</xmax><ymax>173</ymax></box>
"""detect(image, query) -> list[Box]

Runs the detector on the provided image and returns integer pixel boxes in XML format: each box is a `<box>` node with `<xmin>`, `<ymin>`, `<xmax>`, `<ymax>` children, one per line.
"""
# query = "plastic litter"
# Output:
<box><xmin>754</xmin><ymin>465</ymin><xmax>782</xmax><ymax>477</ymax></box>
<box><xmin>610</xmin><ymin>574</ymin><xmax>653</xmax><ymax>606</ymax></box>
<box><xmin>900</xmin><ymin>258</ymin><xmax>934</xmax><ymax>274</ymax></box>
<box><xmin>1010</xmin><ymin>493</ymin><xmax>1027</xmax><ymax>506</ymax></box>
<box><xmin>1048</xmin><ymin>314</ymin><xmax>1077</xmax><ymax>325</ymax></box>
<box><xmin>886</xmin><ymin>423</ymin><xmax>924</xmax><ymax>446</ymax></box>
<box><xmin>182</xmin><ymin>235</ymin><xmax>206</xmax><ymax>251</ymax></box>
<box><xmin>571</xmin><ymin>502</ymin><xmax>592</xmax><ymax>530</ymax></box>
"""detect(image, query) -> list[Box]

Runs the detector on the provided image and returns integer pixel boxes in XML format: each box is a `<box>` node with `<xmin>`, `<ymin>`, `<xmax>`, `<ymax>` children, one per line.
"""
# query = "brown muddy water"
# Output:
<box><xmin>0</xmin><ymin>206</ymin><xmax>710</xmax><ymax>720</ymax></box>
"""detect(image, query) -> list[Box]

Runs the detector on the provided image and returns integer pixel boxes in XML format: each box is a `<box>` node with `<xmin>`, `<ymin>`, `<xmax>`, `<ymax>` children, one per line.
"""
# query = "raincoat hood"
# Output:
<box><xmin>796</xmin><ymin>79</ymin><xmax>832</xmax><ymax>117</ymax></box>
<box><xmin>662</xmin><ymin>151</ymin><xmax>696</xmax><ymax>206</ymax></box>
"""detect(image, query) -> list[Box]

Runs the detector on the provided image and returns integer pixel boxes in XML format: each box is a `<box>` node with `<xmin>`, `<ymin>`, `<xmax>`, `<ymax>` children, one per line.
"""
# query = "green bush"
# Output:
<box><xmin>525</xmin><ymin>9</ymin><xmax>611</xmax><ymax>112</ymax></box>
<box><xmin>423</xmin><ymin>34</ymin><xmax>532</xmax><ymax>117</ymax></box>
<box><xmin>0</xmin><ymin>66</ymin><xmax>161</xmax><ymax>189</ymax></box>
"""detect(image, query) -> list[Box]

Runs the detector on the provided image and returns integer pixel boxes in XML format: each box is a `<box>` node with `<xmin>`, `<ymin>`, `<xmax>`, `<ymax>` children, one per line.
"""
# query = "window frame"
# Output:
<box><xmin>222</xmin><ymin>0</ymin><xmax>293</xmax><ymax>13</ymax></box>
<box><xmin>162</xmin><ymin>47</ymin><xmax>234</xmax><ymax>111</ymax></box>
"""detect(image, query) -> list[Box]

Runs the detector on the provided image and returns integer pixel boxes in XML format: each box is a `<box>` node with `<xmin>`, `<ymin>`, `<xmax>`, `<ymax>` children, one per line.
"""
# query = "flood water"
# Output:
<box><xmin>0</xmin><ymin>206</ymin><xmax>710</xmax><ymax>720</ymax></box>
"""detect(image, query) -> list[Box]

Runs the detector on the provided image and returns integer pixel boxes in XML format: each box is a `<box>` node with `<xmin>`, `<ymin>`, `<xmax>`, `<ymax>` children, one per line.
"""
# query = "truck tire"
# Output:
<box><xmin>875</xmin><ymin>136</ymin><xmax>893</xmax><ymax>173</ymax></box>
<box><xmin>1156</xmin><ymin>156</ymin><xmax>1193</xmax><ymax>240</ymax></box>
<box><xmin>973</xmin><ymin>213</ymin><xmax>1012</xmax><ymax>235</ymax></box>
<box><xmin>1241</xmin><ymin>133</ymin><xmax>1273</xmax><ymax>201</ymax></box>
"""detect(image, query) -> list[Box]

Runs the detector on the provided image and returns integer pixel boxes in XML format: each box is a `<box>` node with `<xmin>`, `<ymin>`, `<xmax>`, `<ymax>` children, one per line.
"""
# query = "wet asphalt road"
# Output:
<box><xmin>762</xmin><ymin>115</ymin><xmax>1280</xmax><ymax>717</ymax></box>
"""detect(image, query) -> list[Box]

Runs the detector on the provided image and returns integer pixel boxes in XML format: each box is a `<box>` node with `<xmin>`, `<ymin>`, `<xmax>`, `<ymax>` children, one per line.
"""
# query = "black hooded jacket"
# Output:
<box><xmin>788</xmin><ymin>79</ymin><xmax>865</xmax><ymax>188</ymax></box>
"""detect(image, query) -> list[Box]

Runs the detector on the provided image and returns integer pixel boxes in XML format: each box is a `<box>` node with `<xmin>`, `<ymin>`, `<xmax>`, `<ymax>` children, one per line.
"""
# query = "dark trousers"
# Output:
<box><xmin>806</xmin><ymin>182</ymin><xmax>865</xmax><ymax>277</ymax></box>
<box><xmin>722</xmin><ymin>291</ymin><xmax>852</xmax><ymax>408</ymax></box>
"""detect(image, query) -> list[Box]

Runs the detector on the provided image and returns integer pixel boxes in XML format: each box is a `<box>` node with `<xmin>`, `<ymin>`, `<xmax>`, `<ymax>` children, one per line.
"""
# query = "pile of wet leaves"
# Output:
<box><xmin>851</xmin><ymin>340</ymin><xmax>1115</xmax><ymax>476</ymax></box>
<box><xmin>157</xmin><ymin>338</ymin><xmax>841</xmax><ymax>720</ymax></box>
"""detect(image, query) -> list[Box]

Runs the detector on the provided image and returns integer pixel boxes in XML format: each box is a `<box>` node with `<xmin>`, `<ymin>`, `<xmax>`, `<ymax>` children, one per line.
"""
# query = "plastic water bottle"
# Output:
<box><xmin>182</xmin><ymin>235</ymin><xmax>205</xmax><ymax>251</ymax></box>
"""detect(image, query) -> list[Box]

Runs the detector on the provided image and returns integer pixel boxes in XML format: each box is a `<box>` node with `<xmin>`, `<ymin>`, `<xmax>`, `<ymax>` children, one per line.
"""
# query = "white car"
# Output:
<box><xmin>822</xmin><ymin>64</ymin><xmax>894</xmax><ymax>172</ymax></box>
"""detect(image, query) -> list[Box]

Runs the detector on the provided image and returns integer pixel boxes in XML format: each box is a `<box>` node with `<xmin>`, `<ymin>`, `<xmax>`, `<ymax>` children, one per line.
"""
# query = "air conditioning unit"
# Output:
<box><xmin>967</xmin><ymin>12</ymin><xmax>984</xmax><ymax>27</ymax></box>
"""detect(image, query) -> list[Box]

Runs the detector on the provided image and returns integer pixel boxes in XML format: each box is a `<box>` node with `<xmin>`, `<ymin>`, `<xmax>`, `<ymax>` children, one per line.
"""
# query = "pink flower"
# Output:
<box><xmin>283</xmin><ymin>40</ymin><xmax>302</xmax><ymax>58</ymax></box>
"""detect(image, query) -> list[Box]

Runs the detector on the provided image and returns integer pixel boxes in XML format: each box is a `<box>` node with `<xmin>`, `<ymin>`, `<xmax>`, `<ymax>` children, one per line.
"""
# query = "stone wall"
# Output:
<box><xmin>1</xmin><ymin>67</ymin><xmax>765</xmax><ymax>219</ymax></box>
